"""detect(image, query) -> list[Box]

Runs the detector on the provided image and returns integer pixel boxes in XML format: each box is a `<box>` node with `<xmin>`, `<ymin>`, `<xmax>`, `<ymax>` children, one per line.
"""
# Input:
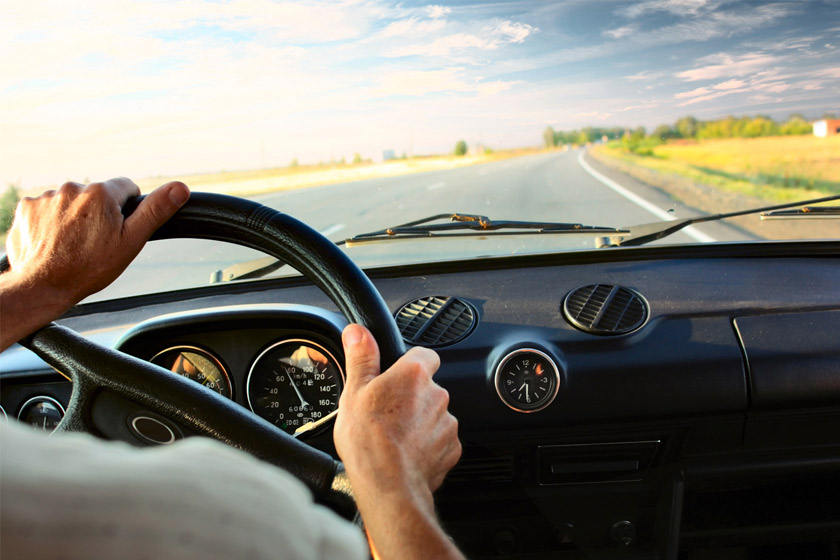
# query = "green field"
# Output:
<box><xmin>593</xmin><ymin>135</ymin><xmax>840</xmax><ymax>203</ymax></box>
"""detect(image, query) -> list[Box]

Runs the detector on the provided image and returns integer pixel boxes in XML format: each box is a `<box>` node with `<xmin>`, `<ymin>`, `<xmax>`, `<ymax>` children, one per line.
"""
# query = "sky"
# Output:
<box><xmin>1</xmin><ymin>0</ymin><xmax>839</xmax><ymax>188</ymax></box>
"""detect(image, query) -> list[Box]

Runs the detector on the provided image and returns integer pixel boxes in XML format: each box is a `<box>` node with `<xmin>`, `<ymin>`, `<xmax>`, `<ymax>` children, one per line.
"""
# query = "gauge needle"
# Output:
<box><xmin>288</xmin><ymin>376</ymin><xmax>311</xmax><ymax>410</ymax></box>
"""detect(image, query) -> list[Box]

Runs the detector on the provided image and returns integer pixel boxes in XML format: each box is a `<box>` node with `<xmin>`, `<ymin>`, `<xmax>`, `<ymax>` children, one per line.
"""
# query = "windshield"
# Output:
<box><xmin>2</xmin><ymin>1</ymin><xmax>839</xmax><ymax>302</ymax></box>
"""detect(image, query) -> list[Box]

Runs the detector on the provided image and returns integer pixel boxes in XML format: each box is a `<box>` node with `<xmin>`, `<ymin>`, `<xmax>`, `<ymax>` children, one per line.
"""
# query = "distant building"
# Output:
<box><xmin>382</xmin><ymin>149</ymin><xmax>397</xmax><ymax>161</ymax></box>
<box><xmin>813</xmin><ymin>119</ymin><xmax>840</xmax><ymax>137</ymax></box>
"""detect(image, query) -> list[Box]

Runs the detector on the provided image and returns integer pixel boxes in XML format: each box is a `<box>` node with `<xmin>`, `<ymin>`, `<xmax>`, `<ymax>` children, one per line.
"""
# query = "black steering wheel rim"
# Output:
<box><xmin>0</xmin><ymin>192</ymin><xmax>406</xmax><ymax>507</ymax></box>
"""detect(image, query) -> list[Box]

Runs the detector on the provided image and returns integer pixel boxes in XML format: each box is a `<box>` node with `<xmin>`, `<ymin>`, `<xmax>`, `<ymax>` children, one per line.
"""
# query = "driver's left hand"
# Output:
<box><xmin>0</xmin><ymin>178</ymin><xmax>189</xmax><ymax>350</ymax></box>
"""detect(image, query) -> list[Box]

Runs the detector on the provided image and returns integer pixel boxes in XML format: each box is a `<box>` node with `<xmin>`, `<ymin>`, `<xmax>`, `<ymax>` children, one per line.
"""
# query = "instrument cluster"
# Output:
<box><xmin>141</xmin><ymin>336</ymin><xmax>344</xmax><ymax>438</ymax></box>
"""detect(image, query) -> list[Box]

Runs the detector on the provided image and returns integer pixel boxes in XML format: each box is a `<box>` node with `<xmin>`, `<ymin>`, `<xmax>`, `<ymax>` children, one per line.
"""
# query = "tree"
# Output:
<box><xmin>780</xmin><ymin>115</ymin><xmax>812</xmax><ymax>135</ymax></box>
<box><xmin>543</xmin><ymin>126</ymin><xmax>556</xmax><ymax>148</ymax></box>
<box><xmin>0</xmin><ymin>184</ymin><xmax>20</xmax><ymax>233</ymax></box>
<box><xmin>352</xmin><ymin>153</ymin><xmax>363</xmax><ymax>164</ymax></box>
<box><xmin>675</xmin><ymin>116</ymin><xmax>698</xmax><ymax>139</ymax></box>
<box><xmin>289</xmin><ymin>158</ymin><xmax>299</xmax><ymax>168</ymax></box>
<box><xmin>653</xmin><ymin>124</ymin><xmax>678</xmax><ymax>140</ymax></box>
<box><xmin>454</xmin><ymin>140</ymin><xmax>467</xmax><ymax>156</ymax></box>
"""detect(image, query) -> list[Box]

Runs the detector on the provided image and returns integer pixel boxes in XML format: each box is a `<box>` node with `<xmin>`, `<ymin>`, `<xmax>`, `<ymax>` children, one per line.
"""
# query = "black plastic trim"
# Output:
<box><xmin>59</xmin><ymin>240</ymin><xmax>840</xmax><ymax>319</ymax></box>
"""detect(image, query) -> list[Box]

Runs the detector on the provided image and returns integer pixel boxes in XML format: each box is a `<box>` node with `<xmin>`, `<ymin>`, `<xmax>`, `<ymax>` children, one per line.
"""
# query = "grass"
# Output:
<box><xmin>593</xmin><ymin>135</ymin><xmax>840</xmax><ymax>203</ymax></box>
<box><xmin>135</xmin><ymin>148</ymin><xmax>541</xmax><ymax>197</ymax></box>
<box><xmin>1</xmin><ymin>148</ymin><xmax>540</xmax><ymax>248</ymax></box>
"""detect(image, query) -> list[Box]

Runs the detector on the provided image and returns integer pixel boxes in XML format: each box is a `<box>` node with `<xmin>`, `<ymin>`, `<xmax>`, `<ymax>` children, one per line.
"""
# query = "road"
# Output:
<box><xmin>89</xmin><ymin>149</ymin><xmax>749</xmax><ymax>302</ymax></box>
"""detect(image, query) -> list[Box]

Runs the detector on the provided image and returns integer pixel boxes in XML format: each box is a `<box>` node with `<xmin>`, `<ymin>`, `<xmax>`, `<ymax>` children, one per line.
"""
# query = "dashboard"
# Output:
<box><xmin>2</xmin><ymin>240</ymin><xmax>840</xmax><ymax>559</ymax></box>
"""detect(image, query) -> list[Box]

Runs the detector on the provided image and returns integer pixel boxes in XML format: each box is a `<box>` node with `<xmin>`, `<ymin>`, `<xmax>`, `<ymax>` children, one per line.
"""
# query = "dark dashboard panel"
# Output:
<box><xmin>2</xmin><ymin>245</ymin><xmax>840</xmax><ymax>558</ymax></box>
<box><xmin>735</xmin><ymin>310</ymin><xmax>840</xmax><ymax>410</ymax></box>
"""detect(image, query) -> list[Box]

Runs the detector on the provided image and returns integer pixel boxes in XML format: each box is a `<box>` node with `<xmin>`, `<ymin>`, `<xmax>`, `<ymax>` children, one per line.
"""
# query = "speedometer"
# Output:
<box><xmin>246</xmin><ymin>339</ymin><xmax>344</xmax><ymax>436</ymax></box>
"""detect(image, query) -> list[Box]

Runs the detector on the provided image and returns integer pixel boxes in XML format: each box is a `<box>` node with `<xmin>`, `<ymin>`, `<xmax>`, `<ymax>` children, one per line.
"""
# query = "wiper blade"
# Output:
<box><xmin>210</xmin><ymin>256</ymin><xmax>287</xmax><ymax>284</ymax></box>
<box><xmin>599</xmin><ymin>194</ymin><xmax>840</xmax><ymax>248</ymax></box>
<box><xmin>344</xmin><ymin>213</ymin><xmax>625</xmax><ymax>245</ymax></box>
<box><xmin>760</xmin><ymin>206</ymin><xmax>840</xmax><ymax>219</ymax></box>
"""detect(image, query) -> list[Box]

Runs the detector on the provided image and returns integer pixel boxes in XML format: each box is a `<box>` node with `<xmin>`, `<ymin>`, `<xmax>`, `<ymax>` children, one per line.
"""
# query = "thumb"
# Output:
<box><xmin>342</xmin><ymin>324</ymin><xmax>381</xmax><ymax>391</ymax></box>
<box><xmin>124</xmin><ymin>181</ymin><xmax>190</xmax><ymax>244</ymax></box>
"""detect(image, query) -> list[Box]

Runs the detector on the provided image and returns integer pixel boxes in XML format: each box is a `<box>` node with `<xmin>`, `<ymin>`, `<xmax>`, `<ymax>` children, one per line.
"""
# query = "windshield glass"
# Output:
<box><xmin>2</xmin><ymin>1</ymin><xmax>839</xmax><ymax>302</ymax></box>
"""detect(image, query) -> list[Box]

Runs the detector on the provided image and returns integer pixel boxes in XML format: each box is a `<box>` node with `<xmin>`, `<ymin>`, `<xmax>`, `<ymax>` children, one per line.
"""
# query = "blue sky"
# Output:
<box><xmin>1</xmin><ymin>0</ymin><xmax>838</xmax><ymax>188</ymax></box>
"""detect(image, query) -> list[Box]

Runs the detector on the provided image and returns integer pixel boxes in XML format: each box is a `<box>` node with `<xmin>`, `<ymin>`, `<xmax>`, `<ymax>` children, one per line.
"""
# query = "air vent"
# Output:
<box><xmin>563</xmin><ymin>284</ymin><xmax>648</xmax><ymax>335</ymax></box>
<box><xmin>538</xmin><ymin>441</ymin><xmax>660</xmax><ymax>485</ymax></box>
<box><xmin>395</xmin><ymin>296</ymin><xmax>477</xmax><ymax>347</ymax></box>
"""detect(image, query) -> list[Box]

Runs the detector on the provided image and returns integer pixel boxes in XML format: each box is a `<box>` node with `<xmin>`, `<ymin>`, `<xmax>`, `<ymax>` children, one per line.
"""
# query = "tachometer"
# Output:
<box><xmin>246</xmin><ymin>339</ymin><xmax>343</xmax><ymax>436</ymax></box>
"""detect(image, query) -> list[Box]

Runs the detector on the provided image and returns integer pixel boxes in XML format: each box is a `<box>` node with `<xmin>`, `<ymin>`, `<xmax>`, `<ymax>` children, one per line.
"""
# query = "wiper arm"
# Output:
<box><xmin>344</xmin><ymin>213</ymin><xmax>625</xmax><ymax>245</ymax></box>
<box><xmin>599</xmin><ymin>194</ymin><xmax>840</xmax><ymax>248</ymax></box>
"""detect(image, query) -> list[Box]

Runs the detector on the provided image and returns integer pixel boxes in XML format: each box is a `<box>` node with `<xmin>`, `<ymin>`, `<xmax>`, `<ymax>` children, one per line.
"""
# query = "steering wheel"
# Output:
<box><xmin>0</xmin><ymin>192</ymin><xmax>406</xmax><ymax>514</ymax></box>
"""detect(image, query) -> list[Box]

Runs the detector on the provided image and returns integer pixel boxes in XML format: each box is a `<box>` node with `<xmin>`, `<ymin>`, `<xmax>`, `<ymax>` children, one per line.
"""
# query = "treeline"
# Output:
<box><xmin>543</xmin><ymin>114</ymin><xmax>815</xmax><ymax>152</ymax></box>
<box><xmin>651</xmin><ymin>114</ymin><xmax>812</xmax><ymax>141</ymax></box>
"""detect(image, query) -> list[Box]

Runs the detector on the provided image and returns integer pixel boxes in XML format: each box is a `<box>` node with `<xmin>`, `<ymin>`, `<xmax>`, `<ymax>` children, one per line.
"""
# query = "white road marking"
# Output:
<box><xmin>427</xmin><ymin>181</ymin><xmax>446</xmax><ymax>191</ymax></box>
<box><xmin>576</xmin><ymin>149</ymin><xmax>716</xmax><ymax>244</ymax></box>
<box><xmin>319</xmin><ymin>223</ymin><xmax>345</xmax><ymax>237</ymax></box>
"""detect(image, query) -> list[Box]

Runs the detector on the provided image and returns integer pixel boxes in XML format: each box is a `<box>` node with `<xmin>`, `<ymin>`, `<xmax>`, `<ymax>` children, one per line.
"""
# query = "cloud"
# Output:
<box><xmin>675</xmin><ymin>52</ymin><xmax>783</xmax><ymax>81</ymax></box>
<box><xmin>426</xmin><ymin>5</ymin><xmax>451</xmax><ymax>19</ymax></box>
<box><xmin>575</xmin><ymin>111</ymin><xmax>612</xmax><ymax>120</ymax></box>
<box><xmin>813</xmin><ymin>67</ymin><xmax>840</xmax><ymax>79</ymax></box>
<box><xmin>713</xmin><ymin>79</ymin><xmax>746</xmax><ymax>90</ymax></box>
<box><xmin>604</xmin><ymin>25</ymin><xmax>637</xmax><ymax>40</ymax></box>
<box><xmin>372</xmin><ymin>69</ymin><xmax>516</xmax><ymax>97</ymax></box>
<box><xmin>675</xmin><ymin>86</ymin><xmax>712</xmax><ymax>99</ymax></box>
<box><xmin>624</xmin><ymin>70</ymin><xmax>667</xmax><ymax>81</ymax></box>
<box><xmin>386</xmin><ymin>19</ymin><xmax>535</xmax><ymax>57</ymax></box>
<box><xmin>622</xmin><ymin>0</ymin><xmax>729</xmax><ymax>18</ymax></box>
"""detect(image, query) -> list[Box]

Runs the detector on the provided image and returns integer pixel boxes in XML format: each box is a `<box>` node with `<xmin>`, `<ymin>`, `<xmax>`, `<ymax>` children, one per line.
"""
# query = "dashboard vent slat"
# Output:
<box><xmin>563</xmin><ymin>284</ymin><xmax>648</xmax><ymax>335</ymax></box>
<box><xmin>395</xmin><ymin>296</ymin><xmax>477</xmax><ymax>347</ymax></box>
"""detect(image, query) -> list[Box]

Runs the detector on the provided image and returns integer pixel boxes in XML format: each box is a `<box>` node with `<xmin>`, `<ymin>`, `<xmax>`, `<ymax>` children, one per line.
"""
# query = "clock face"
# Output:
<box><xmin>495</xmin><ymin>349</ymin><xmax>560</xmax><ymax>413</ymax></box>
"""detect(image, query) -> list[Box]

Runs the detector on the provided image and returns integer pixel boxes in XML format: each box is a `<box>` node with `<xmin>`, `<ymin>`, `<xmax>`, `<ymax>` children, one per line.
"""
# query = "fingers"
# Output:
<box><xmin>123</xmin><ymin>181</ymin><xmax>190</xmax><ymax>245</ymax></box>
<box><xmin>91</xmin><ymin>177</ymin><xmax>141</xmax><ymax>207</ymax></box>
<box><xmin>399</xmin><ymin>346</ymin><xmax>441</xmax><ymax>379</ymax></box>
<box><xmin>342</xmin><ymin>324</ymin><xmax>381</xmax><ymax>391</ymax></box>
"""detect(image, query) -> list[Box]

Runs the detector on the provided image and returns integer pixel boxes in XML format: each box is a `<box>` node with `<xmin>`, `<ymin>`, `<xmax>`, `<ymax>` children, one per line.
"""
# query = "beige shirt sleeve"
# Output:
<box><xmin>0</xmin><ymin>420</ymin><xmax>368</xmax><ymax>560</ymax></box>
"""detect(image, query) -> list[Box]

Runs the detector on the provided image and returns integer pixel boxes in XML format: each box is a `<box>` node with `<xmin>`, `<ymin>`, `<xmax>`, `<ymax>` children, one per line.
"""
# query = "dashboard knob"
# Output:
<box><xmin>492</xmin><ymin>527</ymin><xmax>516</xmax><ymax>555</ymax></box>
<box><xmin>610</xmin><ymin>520</ymin><xmax>636</xmax><ymax>547</ymax></box>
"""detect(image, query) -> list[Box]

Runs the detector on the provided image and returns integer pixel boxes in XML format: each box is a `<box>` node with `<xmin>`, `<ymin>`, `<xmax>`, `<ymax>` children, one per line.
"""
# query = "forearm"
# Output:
<box><xmin>0</xmin><ymin>271</ymin><xmax>71</xmax><ymax>352</ymax></box>
<box><xmin>356</xmin><ymin>484</ymin><xmax>465</xmax><ymax>560</ymax></box>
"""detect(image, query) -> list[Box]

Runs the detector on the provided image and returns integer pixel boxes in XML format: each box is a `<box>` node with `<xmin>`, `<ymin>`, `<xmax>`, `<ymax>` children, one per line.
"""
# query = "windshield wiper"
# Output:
<box><xmin>212</xmin><ymin>213</ymin><xmax>625</xmax><ymax>283</ymax></box>
<box><xmin>210</xmin><ymin>256</ymin><xmax>286</xmax><ymax>284</ymax></box>
<box><xmin>212</xmin><ymin>196</ymin><xmax>840</xmax><ymax>283</ymax></box>
<box><xmin>760</xmin><ymin>206</ymin><xmax>840</xmax><ymax>219</ymax></box>
<box><xmin>343</xmin><ymin>213</ymin><xmax>625</xmax><ymax>245</ymax></box>
<box><xmin>598</xmin><ymin>194</ymin><xmax>840</xmax><ymax>248</ymax></box>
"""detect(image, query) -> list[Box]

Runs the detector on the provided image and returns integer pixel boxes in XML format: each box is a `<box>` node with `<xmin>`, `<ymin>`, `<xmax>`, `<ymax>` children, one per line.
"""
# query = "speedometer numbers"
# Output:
<box><xmin>494</xmin><ymin>349</ymin><xmax>561</xmax><ymax>413</ymax></box>
<box><xmin>246</xmin><ymin>339</ymin><xmax>344</xmax><ymax>436</ymax></box>
<box><xmin>150</xmin><ymin>346</ymin><xmax>232</xmax><ymax>398</ymax></box>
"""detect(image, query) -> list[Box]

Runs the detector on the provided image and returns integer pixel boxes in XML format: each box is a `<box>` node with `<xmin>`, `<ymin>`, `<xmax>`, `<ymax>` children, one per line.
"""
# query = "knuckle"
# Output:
<box><xmin>451</xmin><ymin>435</ymin><xmax>463</xmax><ymax>460</ymax></box>
<box><xmin>436</xmin><ymin>384</ymin><xmax>450</xmax><ymax>408</ymax></box>
<box><xmin>84</xmin><ymin>181</ymin><xmax>107</xmax><ymax>196</ymax></box>
<box><xmin>447</xmin><ymin>413</ymin><xmax>460</xmax><ymax>438</ymax></box>
<box><xmin>399</xmin><ymin>354</ymin><xmax>426</xmax><ymax>378</ymax></box>
<box><xmin>58</xmin><ymin>181</ymin><xmax>81</xmax><ymax>194</ymax></box>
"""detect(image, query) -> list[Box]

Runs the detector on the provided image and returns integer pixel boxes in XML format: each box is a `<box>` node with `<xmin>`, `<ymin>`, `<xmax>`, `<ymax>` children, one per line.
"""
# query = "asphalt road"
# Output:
<box><xmin>88</xmin><ymin>148</ymin><xmax>749</xmax><ymax>303</ymax></box>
